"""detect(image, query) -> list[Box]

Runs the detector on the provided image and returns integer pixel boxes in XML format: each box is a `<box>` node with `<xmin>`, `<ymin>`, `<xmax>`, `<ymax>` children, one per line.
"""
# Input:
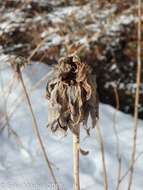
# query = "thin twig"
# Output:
<box><xmin>0</xmin><ymin>71</ymin><xmax>50</xmax><ymax>133</ymax></box>
<box><xmin>96</xmin><ymin>124</ymin><xmax>108</xmax><ymax>190</ymax></box>
<box><xmin>119</xmin><ymin>150</ymin><xmax>143</xmax><ymax>185</ymax></box>
<box><xmin>112</xmin><ymin>86</ymin><xmax>122</xmax><ymax>190</ymax></box>
<box><xmin>18</xmin><ymin>69</ymin><xmax>60</xmax><ymax>190</ymax></box>
<box><xmin>0</xmin><ymin>67</ymin><xmax>11</xmax><ymax>136</ymax></box>
<box><xmin>127</xmin><ymin>0</ymin><xmax>142</xmax><ymax>189</ymax></box>
<box><xmin>9</xmin><ymin>127</ymin><xmax>34</xmax><ymax>162</ymax></box>
<box><xmin>27</xmin><ymin>37</ymin><xmax>49</xmax><ymax>63</ymax></box>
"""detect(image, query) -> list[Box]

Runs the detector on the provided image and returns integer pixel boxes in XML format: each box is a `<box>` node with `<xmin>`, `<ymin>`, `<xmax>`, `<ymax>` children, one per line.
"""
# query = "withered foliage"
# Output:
<box><xmin>46</xmin><ymin>55</ymin><xmax>99</xmax><ymax>135</ymax></box>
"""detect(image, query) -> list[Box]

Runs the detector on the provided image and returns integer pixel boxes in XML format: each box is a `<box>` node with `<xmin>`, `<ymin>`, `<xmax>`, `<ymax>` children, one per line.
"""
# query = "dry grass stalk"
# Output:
<box><xmin>96</xmin><ymin>124</ymin><xmax>108</xmax><ymax>190</ymax></box>
<box><xmin>128</xmin><ymin>0</ymin><xmax>142</xmax><ymax>189</ymax></box>
<box><xmin>46</xmin><ymin>55</ymin><xmax>98</xmax><ymax>190</ymax></box>
<box><xmin>112</xmin><ymin>86</ymin><xmax>122</xmax><ymax>190</ymax></box>
<box><xmin>10</xmin><ymin>57</ymin><xmax>60</xmax><ymax>190</ymax></box>
<box><xmin>1</xmin><ymin>71</ymin><xmax>50</xmax><ymax>133</ymax></box>
<box><xmin>119</xmin><ymin>150</ymin><xmax>143</xmax><ymax>184</ymax></box>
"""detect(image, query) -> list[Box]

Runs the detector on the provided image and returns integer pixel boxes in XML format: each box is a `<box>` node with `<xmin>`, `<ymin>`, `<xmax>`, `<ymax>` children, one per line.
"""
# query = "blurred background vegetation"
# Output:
<box><xmin>0</xmin><ymin>0</ymin><xmax>142</xmax><ymax>118</ymax></box>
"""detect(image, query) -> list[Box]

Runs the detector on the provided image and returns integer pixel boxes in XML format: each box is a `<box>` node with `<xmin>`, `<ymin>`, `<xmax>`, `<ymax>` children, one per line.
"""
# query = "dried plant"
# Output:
<box><xmin>46</xmin><ymin>55</ymin><xmax>99</xmax><ymax>135</ymax></box>
<box><xmin>10</xmin><ymin>57</ymin><xmax>60</xmax><ymax>190</ymax></box>
<box><xmin>128</xmin><ymin>0</ymin><xmax>142</xmax><ymax>189</ymax></box>
<box><xmin>46</xmin><ymin>55</ymin><xmax>99</xmax><ymax>190</ymax></box>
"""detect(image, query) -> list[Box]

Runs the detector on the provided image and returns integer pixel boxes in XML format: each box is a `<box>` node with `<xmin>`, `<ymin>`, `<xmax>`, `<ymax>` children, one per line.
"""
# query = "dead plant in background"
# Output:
<box><xmin>46</xmin><ymin>55</ymin><xmax>99</xmax><ymax>190</ymax></box>
<box><xmin>10</xmin><ymin>56</ymin><xmax>60</xmax><ymax>190</ymax></box>
<box><xmin>128</xmin><ymin>0</ymin><xmax>142</xmax><ymax>189</ymax></box>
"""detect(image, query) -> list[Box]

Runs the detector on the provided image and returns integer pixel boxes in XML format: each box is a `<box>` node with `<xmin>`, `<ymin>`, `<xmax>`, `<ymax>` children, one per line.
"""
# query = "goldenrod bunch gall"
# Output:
<box><xmin>46</xmin><ymin>55</ymin><xmax>98</xmax><ymax>135</ymax></box>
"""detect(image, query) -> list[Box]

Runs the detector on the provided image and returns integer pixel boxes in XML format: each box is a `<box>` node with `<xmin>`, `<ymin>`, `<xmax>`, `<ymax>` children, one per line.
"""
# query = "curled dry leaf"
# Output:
<box><xmin>46</xmin><ymin>55</ymin><xmax>99</xmax><ymax>135</ymax></box>
<box><xmin>80</xmin><ymin>148</ymin><xmax>89</xmax><ymax>156</ymax></box>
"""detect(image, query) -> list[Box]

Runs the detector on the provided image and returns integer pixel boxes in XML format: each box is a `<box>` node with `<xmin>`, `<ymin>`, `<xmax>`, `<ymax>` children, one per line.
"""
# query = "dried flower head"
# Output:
<box><xmin>10</xmin><ymin>55</ymin><xmax>28</xmax><ymax>77</ymax></box>
<box><xmin>46</xmin><ymin>55</ymin><xmax>98</xmax><ymax>135</ymax></box>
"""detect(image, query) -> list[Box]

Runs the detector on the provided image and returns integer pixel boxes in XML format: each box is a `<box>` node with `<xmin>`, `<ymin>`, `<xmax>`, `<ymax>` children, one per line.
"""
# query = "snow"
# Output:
<box><xmin>0</xmin><ymin>0</ymin><xmax>138</xmax><ymax>61</ymax></box>
<box><xmin>0</xmin><ymin>60</ymin><xmax>143</xmax><ymax>190</ymax></box>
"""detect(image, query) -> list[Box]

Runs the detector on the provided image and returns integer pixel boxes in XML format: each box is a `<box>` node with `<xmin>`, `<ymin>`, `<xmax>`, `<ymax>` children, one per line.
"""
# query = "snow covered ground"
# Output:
<box><xmin>0</xmin><ymin>61</ymin><xmax>143</xmax><ymax>190</ymax></box>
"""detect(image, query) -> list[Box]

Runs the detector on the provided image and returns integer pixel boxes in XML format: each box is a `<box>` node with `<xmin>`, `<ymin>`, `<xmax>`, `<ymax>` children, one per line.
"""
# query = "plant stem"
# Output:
<box><xmin>18</xmin><ymin>70</ymin><xmax>60</xmax><ymax>190</ymax></box>
<box><xmin>73</xmin><ymin>127</ymin><xmax>80</xmax><ymax>190</ymax></box>
<box><xmin>112</xmin><ymin>86</ymin><xmax>122</xmax><ymax>190</ymax></box>
<box><xmin>96</xmin><ymin>125</ymin><xmax>108</xmax><ymax>190</ymax></box>
<box><xmin>127</xmin><ymin>0</ymin><xmax>142</xmax><ymax>189</ymax></box>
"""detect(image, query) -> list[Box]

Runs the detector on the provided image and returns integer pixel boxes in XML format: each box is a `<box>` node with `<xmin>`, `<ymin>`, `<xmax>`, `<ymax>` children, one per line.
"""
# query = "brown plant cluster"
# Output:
<box><xmin>46</xmin><ymin>55</ymin><xmax>98</xmax><ymax>135</ymax></box>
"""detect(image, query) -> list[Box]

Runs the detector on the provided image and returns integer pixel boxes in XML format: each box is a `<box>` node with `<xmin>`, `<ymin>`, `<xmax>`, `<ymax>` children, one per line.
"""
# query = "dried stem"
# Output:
<box><xmin>73</xmin><ymin>127</ymin><xmax>80</xmax><ymax>190</ymax></box>
<box><xmin>0</xmin><ymin>71</ymin><xmax>50</xmax><ymax>133</ymax></box>
<box><xmin>0</xmin><ymin>67</ymin><xmax>11</xmax><ymax>136</ymax></box>
<box><xmin>18</xmin><ymin>70</ymin><xmax>60</xmax><ymax>190</ymax></box>
<box><xmin>119</xmin><ymin>150</ymin><xmax>143</xmax><ymax>184</ymax></box>
<box><xmin>112</xmin><ymin>86</ymin><xmax>122</xmax><ymax>190</ymax></box>
<box><xmin>27</xmin><ymin>37</ymin><xmax>49</xmax><ymax>63</ymax></box>
<box><xmin>96</xmin><ymin>124</ymin><xmax>108</xmax><ymax>190</ymax></box>
<box><xmin>128</xmin><ymin>0</ymin><xmax>142</xmax><ymax>189</ymax></box>
<box><xmin>9</xmin><ymin>127</ymin><xmax>34</xmax><ymax>161</ymax></box>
